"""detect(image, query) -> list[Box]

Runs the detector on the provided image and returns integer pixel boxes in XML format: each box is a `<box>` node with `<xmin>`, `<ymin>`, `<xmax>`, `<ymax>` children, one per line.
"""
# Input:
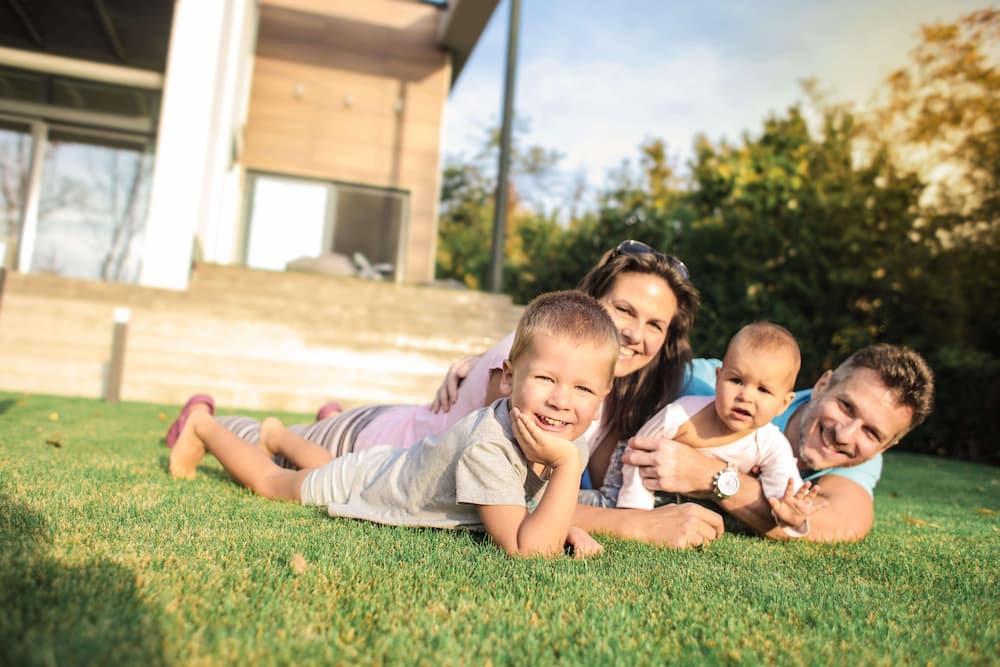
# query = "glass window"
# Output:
<box><xmin>0</xmin><ymin>118</ymin><xmax>32</xmax><ymax>268</ymax></box>
<box><xmin>330</xmin><ymin>183</ymin><xmax>407</xmax><ymax>280</ymax></box>
<box><xmin>30</xmin><ymin>129</ymin><xmax>153</xmax><ymax>282</ymax></box>
<box><xmin>245</xmin><ymin>175</ymin><xmax>329</xmax><ymax>271</ymax></box>
<box><xmin>243</xmin><ymin>172</ymin><xmax>408</xmax><ymax>280</ymax></box>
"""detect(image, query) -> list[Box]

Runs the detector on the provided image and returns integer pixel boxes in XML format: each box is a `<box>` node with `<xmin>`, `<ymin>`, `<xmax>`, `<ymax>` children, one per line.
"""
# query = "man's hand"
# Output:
<box><xmin>565</xmin><ymin>526</ymin><xmax>604</xmax><ymax>558</ymax></box>
<box><xmin>430</xmin><ymin>355</ymin><xmax>480</xmax><ymax>413</ymax></box>
<box><xmin>511</xmin><ymin>407</ymin><xmax>579</xmax><ymax>469</ymax></box>
<box><xmin>621</xmin><ymin>435</ymin><xmax>719</xmax><ymax>497</ymax></box>
<box><xmin>768</xmin><ymin>479</ymin><xmax>827</xmax><ymax>532</ymax></box>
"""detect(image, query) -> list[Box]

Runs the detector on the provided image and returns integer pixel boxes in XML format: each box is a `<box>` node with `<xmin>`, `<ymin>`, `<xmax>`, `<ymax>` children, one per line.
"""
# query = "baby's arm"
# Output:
<box><xmin>477</xmin><ymin>408</ymin><xmax>586</xmax><ymax>557</ymax></box>
<box><xmin>754</xmin><ymin>428</ymin><xmax>820</xmax><ymax>536</ymax></box>
<box><xmin>768</xmin><ymin>478</ymin><xmax>826</xmax><ymax>533</ymax></box>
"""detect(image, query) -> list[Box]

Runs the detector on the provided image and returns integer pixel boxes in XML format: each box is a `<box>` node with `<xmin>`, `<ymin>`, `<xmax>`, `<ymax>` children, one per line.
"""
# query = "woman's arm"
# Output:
<box><xmin>571</xmin><ymin>502</ymin><xmax>724</xmax><ymax>548</ymax></box>
<box><xmin>430</xmin><ymin>355</ymin><xmax>482</xmax><ymax>413</ymax></box>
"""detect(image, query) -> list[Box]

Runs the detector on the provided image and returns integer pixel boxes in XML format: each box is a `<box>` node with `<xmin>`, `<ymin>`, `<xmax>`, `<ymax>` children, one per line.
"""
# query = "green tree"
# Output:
<box><xmin>875</xmin><ymin>8</ymin><xmax>1000</xmax><ymax>358</ymax></box>
<box><xmin>677</xmin><ymin>104</ymin><xmax>932</xmax><ymax>381</ymax></box>
<box><xmin>866</xmin><ymin>8</ymin><xmax>1000</xmax><ymax>462</ymax></box>
<box><xmin>435</xmin><ymin>121</ymin><xmax>565</xmax><ymax>291</ymax></box>
<box><xmin>435</xmin><ymin>159</ymin><xmax>495</xmax><ymax>289</ymax></box>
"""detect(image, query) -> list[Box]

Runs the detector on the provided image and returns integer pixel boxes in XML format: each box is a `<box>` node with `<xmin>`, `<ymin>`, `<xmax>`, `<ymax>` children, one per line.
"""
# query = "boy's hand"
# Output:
<box><xmin>565</xmin><ymin>526</ymin><xmax>603</xmax><ymax>559</ymax></box>
<box><xmin>768</xmin><ymin>479</ymin><xmax>827</xmax><ymax>529</ymax></box>
<box><xmin>511</xmin><ymin>407</ymin><xmax>579</xmax><ymax>469</ymax></box>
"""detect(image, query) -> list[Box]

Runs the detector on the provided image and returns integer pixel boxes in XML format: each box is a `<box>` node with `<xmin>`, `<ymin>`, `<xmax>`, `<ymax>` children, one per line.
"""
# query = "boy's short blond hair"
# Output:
<box><xmin>727</xmin><ymin>321</ymin><xmax>801</xmax><ymax>391</ymax></box>
<box><xmin>508</xmin><ymin>290</ymin><xmax>620</xmax><ymax>376</ymax></box>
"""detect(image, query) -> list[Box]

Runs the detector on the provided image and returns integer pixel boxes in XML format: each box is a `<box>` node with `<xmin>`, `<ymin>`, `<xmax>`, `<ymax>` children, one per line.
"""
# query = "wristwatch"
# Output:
<box><xmin>712</xmin><ymin>461</ymin><xmax>740</xmax><ymax>499</ymax></box>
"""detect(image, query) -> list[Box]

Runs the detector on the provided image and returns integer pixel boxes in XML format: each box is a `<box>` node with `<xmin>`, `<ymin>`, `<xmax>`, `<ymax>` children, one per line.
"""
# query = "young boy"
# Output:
<box><xmin>611</xmin><ymin>321</ymin><xmax>818</xmax><ymax>535</ymax></box>
<box><xmin>169</xmin><ymin>290</ymin><xmax>620</xmax><ymax>558</ymax></box>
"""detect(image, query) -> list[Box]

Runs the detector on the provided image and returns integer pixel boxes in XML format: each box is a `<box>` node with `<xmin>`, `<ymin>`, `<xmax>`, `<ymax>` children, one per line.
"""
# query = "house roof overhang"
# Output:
<box><xmin>436</xmin><ymin>0</ymin><xmax>500</xmax><ymax>88</ymax></box>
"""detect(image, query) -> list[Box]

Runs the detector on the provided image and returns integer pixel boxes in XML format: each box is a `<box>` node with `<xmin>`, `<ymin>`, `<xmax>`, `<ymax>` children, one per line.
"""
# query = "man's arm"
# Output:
<box><xmin>623</xmin><ymin>435</ymin><xmax>875</xmax><ymax>542</ymax></box>
<box><xmin>571</xmin><ymin>502</ymin><xmax>724</xmax><ymax>548</ymax></box>
<box><xmin>796</xmin><ymin>474</ymin><xmax>873</xmax><ymax>542</ymax></box>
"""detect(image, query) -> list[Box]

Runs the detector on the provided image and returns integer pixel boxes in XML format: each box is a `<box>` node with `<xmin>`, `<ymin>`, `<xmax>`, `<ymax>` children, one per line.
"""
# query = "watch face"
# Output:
<box><xmin>717</xmin><ymin>471</ymin><xmax>740</xmax><ymax>497</ymax></box>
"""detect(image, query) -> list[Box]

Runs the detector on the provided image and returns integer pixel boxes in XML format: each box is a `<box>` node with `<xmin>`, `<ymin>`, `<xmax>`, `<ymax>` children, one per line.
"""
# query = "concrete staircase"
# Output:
<box><xmin>0</xmin><ymin>264</ymin><xmax>523</xmax><ymax>412</ymax></box>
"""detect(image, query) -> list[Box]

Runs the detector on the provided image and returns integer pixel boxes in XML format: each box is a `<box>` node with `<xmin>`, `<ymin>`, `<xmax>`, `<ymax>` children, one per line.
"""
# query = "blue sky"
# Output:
<box><xmin>442</xmin><ymin>0</ymin><xmax>985</xmax><ymax>195</ymax></box>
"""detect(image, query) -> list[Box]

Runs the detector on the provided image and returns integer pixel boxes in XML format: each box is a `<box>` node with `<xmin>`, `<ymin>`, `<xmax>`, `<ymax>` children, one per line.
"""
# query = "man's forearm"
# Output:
<box><xmin>715</xmin><ymin>473</ymin><xmax>790</xmax><ymax>540</ymax></box>
<box><xmin>719</xmin><ymin>473</ymin><xmax>876</xmax><ymax>542</ymax></box>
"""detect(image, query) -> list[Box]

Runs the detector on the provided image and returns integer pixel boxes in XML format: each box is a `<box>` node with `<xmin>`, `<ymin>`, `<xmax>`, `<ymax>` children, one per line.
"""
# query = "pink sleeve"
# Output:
<box><xmin>447</xmin><ymin>332</ymin><xmax>514</xmax><ymax>418</ymax></box>
<box><xmin>355</xmin><ymin>332</ymin><xmax>516</xmax><ymax>451</ymax></box>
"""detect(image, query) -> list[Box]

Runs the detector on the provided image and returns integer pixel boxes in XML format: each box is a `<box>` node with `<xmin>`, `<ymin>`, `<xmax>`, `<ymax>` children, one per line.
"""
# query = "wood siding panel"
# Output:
<box><xmin>245</xmin><ymin>0</ymin><xmax>450</xmax><ymax>282</ymax></box>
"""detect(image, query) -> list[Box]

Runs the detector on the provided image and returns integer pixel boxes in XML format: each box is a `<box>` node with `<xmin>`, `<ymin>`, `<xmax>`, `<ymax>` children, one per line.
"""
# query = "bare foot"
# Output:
<box><xmin>169</xmin><ymin>412</ymin><xmax>208</xmax><ymax>479</ymax></box>
<box><xmin>260</xmin><ymin>417</ymin><xmax>285</xmax><ymax>458</ymax></box>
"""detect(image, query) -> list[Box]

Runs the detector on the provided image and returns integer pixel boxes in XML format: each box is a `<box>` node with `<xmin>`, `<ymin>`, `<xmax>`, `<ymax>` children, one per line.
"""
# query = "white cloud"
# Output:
<box><xmin>442</xmin><ymin>0</ymin><xmax>988</xmax><ymax>192</ymax></box>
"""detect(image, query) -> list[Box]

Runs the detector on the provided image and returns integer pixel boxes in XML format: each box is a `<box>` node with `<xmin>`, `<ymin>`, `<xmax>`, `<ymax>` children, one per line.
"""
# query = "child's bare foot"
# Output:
<box><xmin>260</xmin><ymin>417</ymin><xmax>285</xmax><ymax>458</ymax></box>
<box><xmin>169</xmin><ymin>412</ymin><xmax>208</xmax><ymax>479</ymax></box>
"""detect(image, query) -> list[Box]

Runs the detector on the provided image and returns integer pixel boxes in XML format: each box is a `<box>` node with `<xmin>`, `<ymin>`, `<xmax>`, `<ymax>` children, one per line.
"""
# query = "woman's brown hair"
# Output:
<box><xmin>577</xmin><ymin>245</ymin><xmax>700</xmax><ymax>438</ymax></box>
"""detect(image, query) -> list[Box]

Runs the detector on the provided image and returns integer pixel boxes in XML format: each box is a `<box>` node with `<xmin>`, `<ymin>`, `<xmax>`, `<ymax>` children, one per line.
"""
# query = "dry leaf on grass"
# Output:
<box><xmin>289</xmin><ymin>552</ymin><xmax>309</xmax><ymax>575</ymax></box>
<box><xmin>900</xmin><ymin>514</ymin><xmax>943</xmax><ymax>529</ymax></box>
<box><xmin>48</xmin><ymin>412</ymin><xmax>59</xmax><ymax>421</ymax></box>
<box><xmin>976</xmin><ymin>508</ymin><xmax>995</xmax><ymax>516</ymax></box>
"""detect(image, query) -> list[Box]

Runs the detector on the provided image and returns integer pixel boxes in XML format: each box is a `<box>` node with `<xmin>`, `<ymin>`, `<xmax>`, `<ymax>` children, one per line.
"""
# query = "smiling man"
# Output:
<box><xmin>614</xmin><ymin>344</ymin><xmax>935</xmax><ymax>542</ymax></box>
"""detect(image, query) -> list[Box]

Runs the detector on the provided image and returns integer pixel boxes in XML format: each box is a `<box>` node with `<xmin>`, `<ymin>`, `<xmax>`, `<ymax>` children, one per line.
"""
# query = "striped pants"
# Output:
<box><xmin>215</xmin><ymin>405</ymin><xmax>390</xmax><ymax>469</ymax></box>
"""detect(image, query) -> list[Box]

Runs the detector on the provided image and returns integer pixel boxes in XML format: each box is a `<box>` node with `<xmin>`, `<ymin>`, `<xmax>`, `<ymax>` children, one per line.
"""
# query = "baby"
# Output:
<box><xmin>613</xmin><ymin>321</ymin><xmax>815</xmax><ymax>535</ymax></box>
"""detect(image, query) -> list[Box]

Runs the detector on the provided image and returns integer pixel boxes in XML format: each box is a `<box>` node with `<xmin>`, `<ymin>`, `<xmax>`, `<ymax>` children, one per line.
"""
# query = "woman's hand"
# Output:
<box><xmin>430</xmin><ymin>355</ymin><xmax>481</xmax><ymax>413</ymax></box>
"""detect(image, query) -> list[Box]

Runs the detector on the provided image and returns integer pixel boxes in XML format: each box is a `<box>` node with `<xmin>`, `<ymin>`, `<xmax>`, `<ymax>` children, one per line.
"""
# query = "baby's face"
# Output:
<box><xmin>714</xmin><ymin>343</ymin><xmax>796</xmax><ymax>433</ymax></box>
<box><xmin>502</xmin><ymin>331</ymin><xmax>613</xmax><ymax>442</ymax></box>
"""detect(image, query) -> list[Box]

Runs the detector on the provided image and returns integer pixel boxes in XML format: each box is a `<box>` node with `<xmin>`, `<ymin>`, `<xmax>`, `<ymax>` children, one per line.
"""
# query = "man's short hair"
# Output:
<box><xmin>509</xmin><ymin>290</ymin><xmax>620</xmax><ymax>369</ymax></box>
<box><xmin>829</xmin><ymin>344</ymin><xmax>935</xmax><ymax>434</ymax></box>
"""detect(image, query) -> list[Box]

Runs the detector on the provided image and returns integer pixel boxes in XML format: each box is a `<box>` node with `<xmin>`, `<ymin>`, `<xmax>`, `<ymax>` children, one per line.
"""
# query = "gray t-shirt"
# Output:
<box><xmin>299</xmin><ymin>398</ymin><xmax>591</xmax><ymax>530</ymax></box>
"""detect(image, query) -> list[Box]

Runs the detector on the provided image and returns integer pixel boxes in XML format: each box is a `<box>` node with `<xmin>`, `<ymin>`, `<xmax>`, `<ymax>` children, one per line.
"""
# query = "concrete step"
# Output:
<box><xmin>0</xmin><ymin>264</ymin><xmax>523</xmax><ymax>412</ymax></box>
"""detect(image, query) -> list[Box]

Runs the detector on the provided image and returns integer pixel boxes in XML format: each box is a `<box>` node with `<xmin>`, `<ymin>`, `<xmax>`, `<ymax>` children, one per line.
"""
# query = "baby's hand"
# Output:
<box><xmin>565</xmin><ymin>526</ymin><xmax>603</xmax><ymax>559</ymax></box>
<box><xmin>511</xmin><ymin>407</ymin><xmax>579</xmax><ymax>469</ymax></box>
<box><xmin>768</xmin><ymin>479</ymin><xmax>827</xmax><ymax>529</ymax></box>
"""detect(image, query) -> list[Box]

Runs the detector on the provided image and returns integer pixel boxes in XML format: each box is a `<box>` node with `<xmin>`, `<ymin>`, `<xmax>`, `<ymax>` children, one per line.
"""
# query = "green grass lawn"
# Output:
<box><xmin>1</xmin><ymin>391</ymin><xmax>997</xmax><ymax>666</ymax></box>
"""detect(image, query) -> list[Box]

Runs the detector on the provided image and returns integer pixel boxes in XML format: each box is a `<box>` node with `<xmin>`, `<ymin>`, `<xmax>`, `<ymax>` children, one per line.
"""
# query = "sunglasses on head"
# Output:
<box><xmin>613</xmin><ymin>239</ymin><xmax>690</xmax><ymax>281</ymax></box>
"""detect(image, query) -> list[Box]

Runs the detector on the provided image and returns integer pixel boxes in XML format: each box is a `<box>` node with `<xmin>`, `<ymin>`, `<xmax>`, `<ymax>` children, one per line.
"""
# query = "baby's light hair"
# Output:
<box><xmin>727</xmin><ymin>321</ymin><xmax>801</xmax><ymax>391</ymax></box>
<box><xmin>508</xmin><ymin>290</ymin><xmax>620</xmax><ymax>377</ymax></box>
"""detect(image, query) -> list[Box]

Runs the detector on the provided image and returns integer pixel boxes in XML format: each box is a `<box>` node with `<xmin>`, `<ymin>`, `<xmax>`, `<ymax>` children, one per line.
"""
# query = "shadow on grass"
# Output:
<box><xmin>0</xmin><ymin>399</ymin><xmax>16</xmax><ymax>417</ymax></box>
<box><xmin>0</xmin><ymin>487</ymin><xmax>167</xmax><ymax>666</ymax></box>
